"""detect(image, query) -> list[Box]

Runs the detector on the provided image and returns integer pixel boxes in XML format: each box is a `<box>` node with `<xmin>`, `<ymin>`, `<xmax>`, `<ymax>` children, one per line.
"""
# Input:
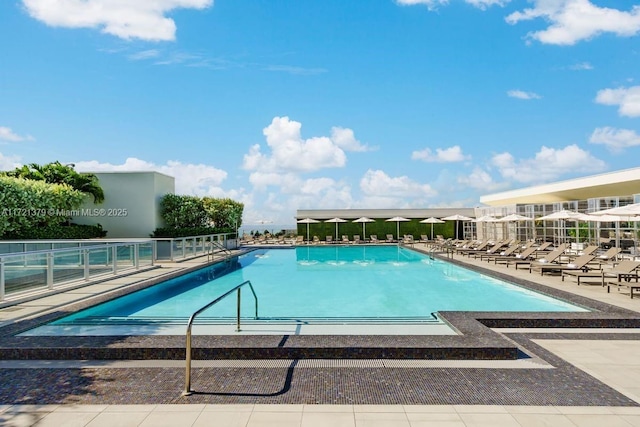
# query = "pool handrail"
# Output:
<box><xmin>183</xmin><ymin>279</ymin><xmax>258</xmax><ymax>396</ymax></box>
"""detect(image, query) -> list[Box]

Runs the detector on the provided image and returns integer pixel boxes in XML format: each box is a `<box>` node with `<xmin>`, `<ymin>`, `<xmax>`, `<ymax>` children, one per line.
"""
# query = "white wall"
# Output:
<box><xmin>73</xmin><ymin>172</ymin><xmax>175</xmax><ymax>238</ymax></box>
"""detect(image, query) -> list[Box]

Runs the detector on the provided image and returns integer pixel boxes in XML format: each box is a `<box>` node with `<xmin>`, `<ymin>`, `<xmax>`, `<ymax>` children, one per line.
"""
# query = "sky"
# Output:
<box><xmin>1</xmin><ymin>0</ymin><xmax>640</xmax><ymax>227</ymax></box>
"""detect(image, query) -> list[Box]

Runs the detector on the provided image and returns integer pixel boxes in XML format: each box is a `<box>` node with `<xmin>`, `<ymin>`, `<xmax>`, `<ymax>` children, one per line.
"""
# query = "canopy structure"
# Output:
<box><xmin>297</xmin><ymin>218</ymin><xmax>320</xmax><ymax>243</ymax></box>
<box><xmin>420</xmin><ymin>217</ymin><xmax>444</xmax><ymax>240</ymax></box>
<box><xmin>324</xmin><ymin>217</ymin><xmax>347</xmax><ymax>240</ymax></box>
<box><xmin>385</xmin><ymin>216</ymin><xmax>410</xmax><ymax>241</ymax></box>
<box><xmin>498</xmin><ymin>214</ymin><xmax>534</xmax><ymax>241</ymax></box>
<box><xmin>538</xmin><ymin>210</ymin><xmax>588</xmax><ymax>244</ymax></box>
<box><xmin>352</xmin><ymin>217</ymin><xmax>375</xmax><ymax>239</ymax></box>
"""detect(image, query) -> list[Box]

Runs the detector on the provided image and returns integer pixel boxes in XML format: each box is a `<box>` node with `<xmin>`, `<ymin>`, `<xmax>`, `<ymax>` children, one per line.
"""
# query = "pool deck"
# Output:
<box><xmin>3</xmin><ymin>244</ymin><xmax>640</xmax><ymax>426</ymax></box>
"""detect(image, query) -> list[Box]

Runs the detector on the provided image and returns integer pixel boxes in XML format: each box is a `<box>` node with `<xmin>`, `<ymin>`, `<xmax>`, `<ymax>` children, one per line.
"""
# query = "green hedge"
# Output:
<box><xmin>3</xmin><ymin>223</ymin><xmax>107</xmax><ymax>239</ymax></box>
<box><xmin>297</xmin><ymin>219</ymin><xmax>455</xmax><ymax>239</ymax></box>
<box><xmin>151</xmin><ymin>226</ymin><xmax>233</xmax><ymax>238</ymax></box>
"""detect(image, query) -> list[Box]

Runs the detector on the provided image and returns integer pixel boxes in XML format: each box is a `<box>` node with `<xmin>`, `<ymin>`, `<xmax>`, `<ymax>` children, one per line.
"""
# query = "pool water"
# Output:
<box><xmin>47</xmin><ymin>246</ymin><xmax>586</xmax><ymax>328</ymax></box>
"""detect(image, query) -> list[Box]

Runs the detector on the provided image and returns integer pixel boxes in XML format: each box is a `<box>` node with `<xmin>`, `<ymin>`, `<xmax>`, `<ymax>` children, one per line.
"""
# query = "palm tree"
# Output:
<box><xmin>3</xmin><ymin>161</ymin><xmax>105</xmax><ymax>203</ymax></box>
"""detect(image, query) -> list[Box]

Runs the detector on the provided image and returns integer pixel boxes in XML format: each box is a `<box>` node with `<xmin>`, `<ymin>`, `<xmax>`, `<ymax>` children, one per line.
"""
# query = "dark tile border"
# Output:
<box><xmin>0</xmin><ymin>248</ymin><xmax>639</xmax><ymax>361</ymax></box>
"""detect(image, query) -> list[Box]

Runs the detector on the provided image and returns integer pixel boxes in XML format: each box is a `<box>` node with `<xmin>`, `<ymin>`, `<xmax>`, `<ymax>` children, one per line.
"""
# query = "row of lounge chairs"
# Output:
<box><xmin>442</xmin><ymin>238</ymin><xmax>640</xmax><ymax>298</ymax></box>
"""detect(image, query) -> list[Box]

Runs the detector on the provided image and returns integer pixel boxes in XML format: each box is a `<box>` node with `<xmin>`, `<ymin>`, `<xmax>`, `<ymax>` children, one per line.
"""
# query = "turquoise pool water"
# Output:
<box><xmin>49</xmin><ymin>246</ymin><xmax>586</xmax><ymax>327</ymax></box>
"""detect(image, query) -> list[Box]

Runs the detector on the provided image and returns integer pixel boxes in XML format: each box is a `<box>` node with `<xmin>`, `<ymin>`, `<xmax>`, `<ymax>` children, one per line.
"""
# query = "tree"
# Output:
<box><xmin>202</xmin><ymin>197</ymin><xmax>244</xmax><ymax>230</ymax></box>
<box><xmin>4</xmin><ymin>161</ymin><xmax>105</xmax><ymax>203</ymax></box>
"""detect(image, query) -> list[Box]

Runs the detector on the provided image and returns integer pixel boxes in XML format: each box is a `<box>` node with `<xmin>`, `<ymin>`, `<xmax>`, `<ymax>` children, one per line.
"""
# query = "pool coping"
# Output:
<box><xmin>1</xmin><ymin>246</ymin><xmax>640</xmax><ymax>361</ymax></box>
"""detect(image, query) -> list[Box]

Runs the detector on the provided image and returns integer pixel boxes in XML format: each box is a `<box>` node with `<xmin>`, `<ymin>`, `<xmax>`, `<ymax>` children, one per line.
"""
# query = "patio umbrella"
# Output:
<box><xmin>591</xmin><ymin>202</ymin><xmax>640</xmax><ymax>216</ymax></box>
<box><xmin>385</xmin><ymin>216</ymin><xmax>410</xmax><ymax>241</ymax></box>
<box><xmin>442</xmin><ymin>214</ymin><xmax>473</xmax><ymax>239</ymax></box>
<box><xmin>420</xmin><ymin>217</ymin><xmax>445</xmax><ymax>240</ymax></box>
<box><xmin>352</xmin><ymin>217</ymin><xmax>375</xmax><ymax>239</ymax></box>
<box><xmin>324</xmin><ymin>217</ymin><xmax>347</xmax><ymax>240</ymax></box>
<box><xmin>537</xmin><ymin>210</ymin><xmax>584</xmax><ymax>244</ymax></box>
<box><xmin>498</xmin><ymin>214</ymin><xmax>534</xmax><ymax>241</ymax></box>
<box><xmin>472</xmin><ymin>215</ymin><xmax>499</xmax><ymax>240</ymax></box>
<box><xmin>297</xmin><ymin>218</ymin><xmax>320</xmax><ymax>243</ymax></box>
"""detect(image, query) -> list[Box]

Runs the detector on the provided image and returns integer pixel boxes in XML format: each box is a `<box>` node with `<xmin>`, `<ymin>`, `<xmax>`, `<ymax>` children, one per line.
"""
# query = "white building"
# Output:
<box><xmin>73</xmin><ymin>171</ymin><xmax>175</xmax><ymax>238</ymax></box>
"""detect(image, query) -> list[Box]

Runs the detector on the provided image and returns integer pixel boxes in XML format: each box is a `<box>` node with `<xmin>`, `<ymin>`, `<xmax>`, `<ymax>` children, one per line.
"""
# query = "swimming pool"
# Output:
<box><xmin>23</xmin><ymin>246</ymin><xmax>587</xmax><ymax>337</ymax></box>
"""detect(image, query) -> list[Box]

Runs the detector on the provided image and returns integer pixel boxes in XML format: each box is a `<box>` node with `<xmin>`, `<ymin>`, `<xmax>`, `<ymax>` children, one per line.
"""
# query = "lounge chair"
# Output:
<box><xmin>386</xmin><ymin>234</ymin><xmax>395</xmax><ymax>243</ymax></box>
<box><xmin>295</xmin><ymin>235</ymin><xmax>305</xmax><ymax>245</ymax></box>
<box><xmin>479</xmin><ymin>243</ymin><xmax>521</xmax><ymax>262</ymax></box>
<box><xmin>402</xmin><ymin>235</ymin><xmax>414</xmax><ymax>245</ymax></box>
<box><xmin>495</xmin><ymin>246</ymin><xmax>538</xmax><ymax>267</ymax></box>
<box><xmin>596</xmin><ymin>247</ymin><xmax>622</xmax><ymax>263</ymax></box>
<box><xmin>420</xmin><ymin>235</ymin><xmax>429</xmax><ymax>243</ymax></box>
<box><xmin>530</xmin><ymin>254</ymin><xmax>597</xmax><ymax>276</ymax></box>
<box><xmin>370</xmin><ymin>235</ymin><xmax>380</xmax><ymax>244</ymax></box>
<box><xmin>353</xmin><ymin>235</ymin><xmax>361</xmax><ymax>244</ymax></box>
<box><xmin>456</xmin><ymin>240</ymin><xmax>491</xmax><ymax>256</ymax></box>
<box><xmin>563</xmin><ymin>260</ymin><xmax>640</xmax><ymax>286</ymax></box>
<box><xmin>606</xmin><ymin>266</ymin><xmax>640</xmax><ymax>297</ymax></box>
<box><xmin>526</xmin><ymin>244</ymin><xmax>569</xmax><ymax>272</ymax></box>
<box><xmin>325</xmin><ymin>236</ymin><xmax>333</xmax><ymax>244</ymax></box>
<box><xmin>312</xmin><ymin>236</ymin><xmax>320</xmax><ymax>244</ymax></box>
<box><xmin>470</xmin><ymin>240</ymin><xmax>510</xmax><ymax>259</ymax></box>
<box><xmin>342</xmin><ymin>235</ymin><xmax>350</xmax><ymax>244</ymax></box>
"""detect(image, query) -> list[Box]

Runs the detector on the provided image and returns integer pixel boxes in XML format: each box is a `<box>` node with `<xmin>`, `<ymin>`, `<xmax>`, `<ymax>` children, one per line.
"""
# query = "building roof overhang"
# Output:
<box><xmin>480</xmin><ymin>168</ymin><xmax>640</xmax><ymax>206</ymax></box>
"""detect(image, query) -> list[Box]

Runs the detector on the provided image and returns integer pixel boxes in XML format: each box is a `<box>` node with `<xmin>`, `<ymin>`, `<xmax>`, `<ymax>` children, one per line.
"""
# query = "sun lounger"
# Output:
<box><xmin>353</xmin><ymin>235</ymin><xmax>361</xmax><ymax>244</ymax></box>
<box><xmin>596</xmin><ymin>247</ymin><xmax>622</xmax><ymax>262</ymax></box>
<box><xmin>525</xmin><ymin>244</ymin><xmax>568</xmax><ymax>272</ymax></box>
<box><xmin>470</xmin><ymin>241</ymin><xmax>510</xmax><ymax>259</ymax></box>
<box><xmin>494</xmin><ymin>246</ymin><xmax>538</xmax><ymax>267</ymax></box>
<box><xmin>342</xmin><ymin>235</ymin><xmax>350</xmax><ymax>244</ymax></box>
<box><xmin>530</xmin><ymin>254</ymin><xmax>597</xmax><ymax>276</ymax></box>
<box><xmin>370</xmin><ymin>235</ymin><xmax>380</xmax><ymax>244</ymax></box>
<box><xmin>479</xmin><ymin>243</ymin><xmax>521</xmax><ymax>262</ymax></box>
<box><xmin>386</xmin><ymin>234</ymin><xmax>395</xmax><ymax>243</ymax></box>
<box><xmin>562</xmin><ymin>260</ymin><xmax>640</xmax><ymax>286</ymax></box>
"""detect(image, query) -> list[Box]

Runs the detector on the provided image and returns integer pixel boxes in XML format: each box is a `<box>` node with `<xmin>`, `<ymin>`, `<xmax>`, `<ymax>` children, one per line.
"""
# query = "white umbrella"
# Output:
<box><xmin>353</xmin><ymin>217</ymin><xmax>375</xmax><ymax>239</ymax></box>
<box><xmin>498</xmin><ymin>214</ymin><xmax>534</xmax><ymax>241</ymax></box>
<box><xmin>324</xmin><ymin>217</ymin><xmax>347</xmax><ymax>240</ymax></box>
<box><xmin>385</xmin><ymin>216</ymin><xmax>410</xmax><ymax>241</ymax></box>
<box><xmin>498</xmin><ymin>214</ymin><xmax>533</xmax><ymax>222</ymax></box>
<box><xmin>420</xmin><ymin>217</ymin><xmax>444</xmax><ymax>240</ymax></box>
<box><xmin>442</xmin><ymin>214</ymin><xmax>473</xmax><ymax>239</ymax></box>
<box><xmin>591</xmin><ymin>203</ymin><xmax>640</xmax><ymax>216</ymax></box>
<box><xmin>297</xmin><ymin>218</ymin><xmax>320</xmax><ymax>243</ymax></box>
<box><xmin>472</xmin><ymin>215</ymin><xmax>499</xmax><ymax>240</ymax></box>
<box><xmin>537</xmin><ymin>210</ymin><xmax>585</xmax><ymax>244</ymax></box>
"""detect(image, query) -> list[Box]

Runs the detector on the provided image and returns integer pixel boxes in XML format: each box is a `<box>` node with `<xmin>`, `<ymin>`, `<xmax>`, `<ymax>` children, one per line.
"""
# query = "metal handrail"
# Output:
<box><xmin>183</xmin><ymin>280</ymin><xmax>258</xmax><ymax>396</ymax></box>
<box><xmin>208</xmin><ymin>240</ymin><xmax>232</xmax><ymax>261</ymax></box>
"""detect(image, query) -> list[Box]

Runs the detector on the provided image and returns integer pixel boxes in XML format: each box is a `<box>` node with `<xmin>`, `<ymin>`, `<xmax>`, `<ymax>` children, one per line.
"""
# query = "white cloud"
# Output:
<box><xmin>506</xmin><ymin>0</ymin><xmax>640</xmax><ymax>45</ymax></box>
<box><xmin>590</xmin><ymin>127</ymin><xmax>640</xmax><ymax>152</ymax></box>
<box><xmin>595</xmin><ymin>86</ymin><xmax>640</xmax><ymax>117</ymax></box>
<box><xmin>411</xmin><ymin>145</ymin><xmax>469</xmax><ymax>163</ymax></box>
<box><xmin>395</xmin><ymin>0</ymin><xmax>509</xmax><ymax>10</ymax></box>
<box><xmin>330</xmin><ymin>127</ymin><xmax>373</xmax><ymax>152</ymax></box>
<box><xmin>360</xmin><ymin>169</ymin><xmax>436</xmax><ymax>198</ymax></box>
<box><xmin>243</xmin><ymin>116</ymin><xmax>369</xmax><ymax>173</ymax></box>
<box><xmin>457</xmin><ymin>167</ymin><xmax>508</xmax><ymax>192</ymax></box>
<box><xmin>465</xmin><ymin>0</ymin><xmax>510</xmax><ymax>10</ymax></box>
<box><xmin>22</xmin><ymin>0</ymin><xmax>212</xmax><ymax>41</ymax></box>
<box><xmin>568</xmin><ymin>61</ymin><xmax>593</xmax><ymax>70</ymax></box>
<box><xmin>395</xmin><ymin>0</ymin><xmax>449</xmax><ymax>10</ymax></box>
<box><xmin>491</xmin><ymin>145</ymin><xmax>606</xmax><ymax>183</ymax></box>
<box><xmin>128</xmin><ymin>49</ymin><xmax>161</xmax><ymax>61</ymax></box>
<box><xmin>507</xmin><ymin>90</ymin><xmax>542</xmax><ymax>100</ymax></box>
<box><xmin>0</xmin><ymin>152</ymin><xmax>23</xmax><ymax>171</ymax></box>
<box><xmin>0</xmin><ymin>126</ymin><xmax>34</xmax><ymax>142</ymax></box>
<box><xmin>74</xmin><ymin>157</ymin><xmax>228</xmax><ymax>196</ymax></box>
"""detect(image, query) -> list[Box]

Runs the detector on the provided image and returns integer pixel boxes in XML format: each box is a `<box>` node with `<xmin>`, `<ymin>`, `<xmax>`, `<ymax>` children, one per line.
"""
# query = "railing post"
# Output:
<box><xmin>182</xmin><ymin>238</ymin><xmax>186</xmax><ymax>259</ymax></box>
<box><xmin>83</xmin><ymin>249</ymin><xmax>90</xmax><ymax>281</ymax></box>
<box><xmin>134</xmin><ymin>243</ymin><xmax>140</xmax><ymax>269</ymax></box>
<box><xmin>112</xmin><ymin>245</ymin><xmax>118</xmax><ymax>275</ymax></box>
<box><xmin>183</xmin><ymin>321</ymin><xmax>193</xmax><ymax>396</ymax></box>
<box><xmin>0</xmin><ymin>257</ymin><xmax>4</xmax><ymax>301</ymax></box>
<box><xmin>236</xmin><ymin>288</ymin><xmax>242</xmax><ymax>332</ymax></box>
<box><xmin>46</xmin><ymin>252</ymin><xmax>54</xmax><ymax>289</ymax></box>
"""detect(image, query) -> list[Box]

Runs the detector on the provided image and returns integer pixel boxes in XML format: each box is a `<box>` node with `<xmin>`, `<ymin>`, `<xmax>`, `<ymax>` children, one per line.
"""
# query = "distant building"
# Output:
<box><xmin>73</xmin><ymin>171</ymin><xmax>175</xmax><ymax>238</ymax></box>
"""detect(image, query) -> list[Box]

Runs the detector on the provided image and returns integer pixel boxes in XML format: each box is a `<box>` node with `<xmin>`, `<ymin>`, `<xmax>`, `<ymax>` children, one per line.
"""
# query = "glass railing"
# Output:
<box><xmin>0</xmin><ymin>241</ymin><xmax>155</xmax><ymax>301</ymax></box>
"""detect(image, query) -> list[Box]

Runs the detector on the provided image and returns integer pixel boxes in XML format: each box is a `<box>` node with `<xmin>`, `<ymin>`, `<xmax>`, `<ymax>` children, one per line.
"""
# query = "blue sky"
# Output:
<box><xmin>1</xmin><ymin>0</ymin><xmax>640</xmax><ymax>226</ymax></box>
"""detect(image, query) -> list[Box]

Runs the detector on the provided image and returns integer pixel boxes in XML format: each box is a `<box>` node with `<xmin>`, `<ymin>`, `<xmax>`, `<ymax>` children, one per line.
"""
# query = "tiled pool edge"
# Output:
<box><xmin>2</xmin><ymin>247</ymin><xmax>640</xmax><ymax>362</ymax></box>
